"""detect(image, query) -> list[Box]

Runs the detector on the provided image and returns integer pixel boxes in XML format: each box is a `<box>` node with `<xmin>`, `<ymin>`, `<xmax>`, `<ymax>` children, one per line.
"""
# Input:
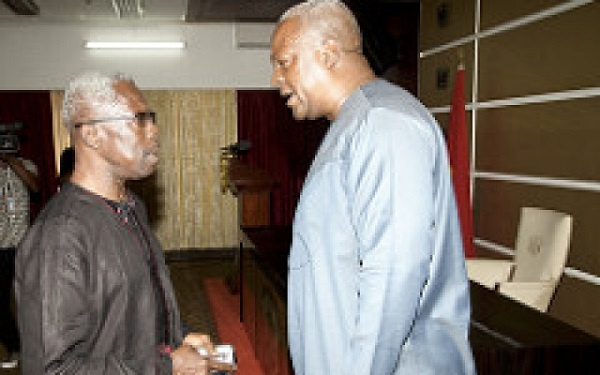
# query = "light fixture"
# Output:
<box><xmin>84</xmin><ymin>41</ymin><xmax>186</xmax><ymax>50</ymax></box>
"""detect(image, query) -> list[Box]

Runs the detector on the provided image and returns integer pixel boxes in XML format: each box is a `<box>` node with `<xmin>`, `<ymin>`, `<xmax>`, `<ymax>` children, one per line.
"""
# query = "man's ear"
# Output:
<box><xmin>79</xmin><ymin>126</ymin><xmax>101</xmax><ymax>150</ymax></box>
<box><xmin>318</xmin><ymin>39</ymin><xmax>342</xmax><ymax>69</ymax></box>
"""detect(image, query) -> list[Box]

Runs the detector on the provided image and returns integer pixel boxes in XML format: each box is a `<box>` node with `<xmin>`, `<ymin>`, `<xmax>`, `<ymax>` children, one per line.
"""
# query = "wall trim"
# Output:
<box><xmin>474</xmin><ymin>171</ymin><xmax>600</xmax><ymax>193</ymax></box>
<box><xmin>476</xmin><ymin>0</ymin><xmax>593</xmax><ymax>42</ymax></box>
<box><xmin>564</xmin><ymin>267</ymin><xmax>600</xmax><ymax>286</ymax></box>
<box><xmin>419</xmin><ymin>0</ymin><xmax>593</xmax><ymax>59</ymax></box>
<box><xmin>469</xmin><ymin>0</ymin><xmax>481</xmax><ymax>201</ymax></box>
<box><xmin>428</xmin><ymin>86</ymin><xmax>600</xmax><ymax>114</ymax></box>
<box><xmin>473</xmin><ymin>237</ymin><xmax>513</xmax><ymax>256</ymax></box>
<box><xmin>420</xmin><ymin>34</ymin><xmax>476</xmax><ymax>59</ymax></box>
<box><xmin>474</xmin><ymin>238</ymin><xmax>600</xmax><ymax>286</ymax></box>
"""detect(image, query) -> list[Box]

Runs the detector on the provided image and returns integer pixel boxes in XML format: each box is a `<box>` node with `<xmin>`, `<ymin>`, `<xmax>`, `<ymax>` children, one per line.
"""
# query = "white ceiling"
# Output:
<box><xmin>0</xmin><ymin>0</ymin><xmax>188</xmax><ymax>22</ymax></box>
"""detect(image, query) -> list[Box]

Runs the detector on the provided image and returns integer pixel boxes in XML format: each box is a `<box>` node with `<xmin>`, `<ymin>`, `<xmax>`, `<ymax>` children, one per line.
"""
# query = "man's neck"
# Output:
<box><xmin>328</xmin><ymin>67</ymin><xmax>376</xmax><ymax>121</ymax></box>
<box><xmin>70</xmin><ymin>171</ymin><xmax>126</xmax><ymax>202</ymax></box>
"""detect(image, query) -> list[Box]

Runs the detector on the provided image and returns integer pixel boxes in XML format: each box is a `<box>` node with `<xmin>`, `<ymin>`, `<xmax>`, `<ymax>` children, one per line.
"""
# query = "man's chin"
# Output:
<box><xmin>130</xmin><ymin>168</ymin><xmax>156</xmax><ymax>180</ymax></box>
<box><xmin>291</xmin><ymin>107</ymin><xmax>308</xmax><ymax>121</ymax></box>
<box><xmin>130</xmin><ymin>161</ymin><xmax>158</xmax><ymax>180</ymax></box>
<box><xmin>290</xmin><ymin>105</ymin><xmax>323</xmax><ymax>121</ymax></box>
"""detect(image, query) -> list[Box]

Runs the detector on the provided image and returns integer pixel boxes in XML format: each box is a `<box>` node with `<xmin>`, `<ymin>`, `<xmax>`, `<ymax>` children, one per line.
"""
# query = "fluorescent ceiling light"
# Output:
<box><xmin>85</xmin><ymin>41</ymin><xmax>186</xmax><ymax>49</ymax></box>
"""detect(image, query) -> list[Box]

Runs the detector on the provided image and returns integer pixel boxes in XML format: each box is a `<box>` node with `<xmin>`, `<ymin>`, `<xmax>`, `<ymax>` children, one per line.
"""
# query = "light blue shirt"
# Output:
<box><xmin>288</xmin><ymin>79</ymin><xmax>475</xmax><ymax>375</ymax></box>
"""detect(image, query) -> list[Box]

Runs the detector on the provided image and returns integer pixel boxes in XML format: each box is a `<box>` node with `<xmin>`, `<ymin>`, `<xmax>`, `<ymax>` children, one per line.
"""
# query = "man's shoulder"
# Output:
<box><xmin>38</xmin><ymin>185</ymin><xmax>107</xmax><ymax>225</ymax></box>
<box><xmin>361</xmin><ymin>79</ymin><xmax>423</xmax><ymax>111</ymax></box>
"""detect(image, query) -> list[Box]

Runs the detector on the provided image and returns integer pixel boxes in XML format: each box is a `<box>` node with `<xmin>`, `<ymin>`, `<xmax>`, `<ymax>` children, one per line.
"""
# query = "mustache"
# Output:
<box><xmin>144</xmin><ymin>143</ymin><xmax>160</xmax><ymax>156</ymax></box>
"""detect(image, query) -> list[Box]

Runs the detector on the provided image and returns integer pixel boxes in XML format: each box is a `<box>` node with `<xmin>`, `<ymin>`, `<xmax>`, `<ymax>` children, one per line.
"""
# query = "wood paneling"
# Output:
<box><xmin>472</xmin><ymin>179</ymin><xmax>522</xmax><ymax>250</ymax></box>
<box><xmin>254</xmin><ymin>270</ymin><xmax>289</xmax><ymax>375</ymax></box>
<box><xmin>478</xmin><ymin>3</ymin><xmax>600</xmax><ymax>100</ymax></box>
<box><xmin>480</xmin><ymin>0</ymin><xmax>566</xmax><ymax>30</ymax></box>
<box><xmin>420</xmin><ymin>0</ymin><xmax>600</xmax><ymax>341</ymax></box>
<box><xmin>476</xmin><ymin>97</ymin><xmax>600</xmax><ymax>181</ymax></box>
<box><xmin>241</xmin><ymin>227</ymin><xmax>292</xmax><ymax>375</ymax></box>
<box><xmin>552</xmin><ymin>277</ymin><xmax>600</xmax><ymax>339</ymax></box>
<box><xmin>419</xmin><ymin>43</ymin><xmax>474</xmax><ymax>108</ymax></box>
<box><xmin>470</xmin><ymin>280</ymin><xmax>600</xmax><ymax>375</ymax></box>
<box><xmin>420</xmin><ymin>0</ymin><xmax>475</xmax><ymax>51</ymax></box>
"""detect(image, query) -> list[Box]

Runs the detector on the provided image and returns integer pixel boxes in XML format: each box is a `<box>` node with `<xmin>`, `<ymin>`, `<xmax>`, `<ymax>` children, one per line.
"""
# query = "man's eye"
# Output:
<box><xmin>278</xmin><ymin>59</ymin><xmax>290</xmax><ymax>69</ymax></box>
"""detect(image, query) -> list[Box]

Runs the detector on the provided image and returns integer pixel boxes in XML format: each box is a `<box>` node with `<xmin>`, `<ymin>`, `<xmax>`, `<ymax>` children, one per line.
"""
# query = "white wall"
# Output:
<box><xmin>0</xmin><ymin>21</ymin><xmax>274</xmax><ymax>90</ymax></box>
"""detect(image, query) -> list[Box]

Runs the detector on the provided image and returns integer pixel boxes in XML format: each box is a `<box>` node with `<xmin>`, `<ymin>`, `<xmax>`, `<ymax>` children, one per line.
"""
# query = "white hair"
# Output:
<box><xmin>62</xmin><ymin>72</ymin><xmax>133</xmax><ymax>130</ymax></box>
<box><xmin>280</xmin><ymin>0</ymin><xmax>362</xmax><ymax>51</ymax></box>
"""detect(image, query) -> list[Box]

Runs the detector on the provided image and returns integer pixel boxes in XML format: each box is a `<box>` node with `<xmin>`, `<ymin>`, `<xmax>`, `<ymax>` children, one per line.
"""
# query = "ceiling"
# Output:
<box><xmin>0</xmin><ymin>0</ymin><xmax>187</xmax><ymax>21</ymax></box>
<box><xmin>0</xmin><ymin>0</ymin><xmax>418</xmax><ymax>23</ymax></box>
<box><xmin>0</xmin><ymin>0</ymin><xmax>420</xmax><ymax>82</ymax></box>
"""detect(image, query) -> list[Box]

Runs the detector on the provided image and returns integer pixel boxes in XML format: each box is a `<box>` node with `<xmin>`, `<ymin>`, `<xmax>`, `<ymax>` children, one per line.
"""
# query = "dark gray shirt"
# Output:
<box><xmin>15</xmin><ymin>182</ymin><xmax>183</xmax><ymax>374</ymax></box>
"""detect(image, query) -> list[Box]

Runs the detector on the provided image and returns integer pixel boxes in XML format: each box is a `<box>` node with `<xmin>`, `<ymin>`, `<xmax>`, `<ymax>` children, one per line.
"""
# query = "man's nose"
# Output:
<box><xmin>147</xmin><ymin>121</ymin><xmax>159</xmax><ymax>140</ymax></box>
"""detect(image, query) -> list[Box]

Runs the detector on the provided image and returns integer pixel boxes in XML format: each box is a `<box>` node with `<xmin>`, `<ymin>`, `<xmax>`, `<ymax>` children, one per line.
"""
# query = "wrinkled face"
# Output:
<box><xmin>270</xmin><ymin>18</ymin><xmax>328</xmax><ymax>120</ymax></box>
<box><xmin>93</xmin><ymin>81</ymin><xmax>160</xmax><ymax>180</ymax></box>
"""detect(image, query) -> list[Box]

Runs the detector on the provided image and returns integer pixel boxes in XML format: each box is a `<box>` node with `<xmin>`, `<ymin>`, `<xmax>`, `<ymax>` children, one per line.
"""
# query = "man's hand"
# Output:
<box><xmin>183</xmin><ymin>333</ymin><xmax>215</xmax><ymax>351</ymax></box>
<box><xmin>171</xmin><ymin>344</ymin><xmax>210</xmax><ymax>375</ymax></box>
<box><xmin>176</xmin><ymin>333</ymin><xmax>236</xmax><ymax>374</ymax></box>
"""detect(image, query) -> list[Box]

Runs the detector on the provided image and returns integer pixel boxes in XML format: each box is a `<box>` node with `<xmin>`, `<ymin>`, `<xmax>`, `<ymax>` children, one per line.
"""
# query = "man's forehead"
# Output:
<box><xmin>113</xmin><ymin>81</ymin><xmax>147</xmax><ymax>109</ymax></box>
<box><xmin>273</xmin><ymin>19</ymin><xmax>304</xmax><ymax>47</ymax></box>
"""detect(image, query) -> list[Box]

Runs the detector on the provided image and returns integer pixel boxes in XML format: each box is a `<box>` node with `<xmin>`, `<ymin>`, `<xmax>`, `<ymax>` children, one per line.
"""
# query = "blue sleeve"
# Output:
<box><xmin>345</xmin><ymin>108</ymin><xmax>436</xmax><ymax>374</ymax></box>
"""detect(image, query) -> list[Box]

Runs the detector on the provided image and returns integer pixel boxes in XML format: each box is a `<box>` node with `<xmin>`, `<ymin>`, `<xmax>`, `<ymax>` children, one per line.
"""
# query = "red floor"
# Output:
<box><xmin>204</xmin><ymin>278</ymin><xmax>265</xmax><ymax>375</ymax></box>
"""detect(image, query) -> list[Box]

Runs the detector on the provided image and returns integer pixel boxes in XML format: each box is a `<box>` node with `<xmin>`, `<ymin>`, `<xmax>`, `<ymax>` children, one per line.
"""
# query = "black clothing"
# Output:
<box><xmin>15</xmin><ymin>183</ymin><xmax>184</xmax><ymax>374</ymax></box>
<box><xmin>0</xmin><ymin>247</ymin><xmax>19</xmax><ymax>353</ymax></box>
<box><xmin>103</xmin><ymin>198</ymin><xmax>171</xmax><ymax>346</ymax></box>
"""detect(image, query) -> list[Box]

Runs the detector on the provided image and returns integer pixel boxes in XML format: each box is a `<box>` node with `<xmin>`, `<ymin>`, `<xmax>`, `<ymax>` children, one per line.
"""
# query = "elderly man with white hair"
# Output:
<box><xmin>15</xmin><ymin>72</ymin><xmax>222</xmax><ymax>375</ymax></box>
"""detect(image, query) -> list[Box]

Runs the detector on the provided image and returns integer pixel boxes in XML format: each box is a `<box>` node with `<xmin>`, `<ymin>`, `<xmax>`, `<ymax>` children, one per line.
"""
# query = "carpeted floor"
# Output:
<box><xmin>204</xmin><ymin>278</ymin><xmax>265</xmax><ymax>375</ymax></box>
<box><xmin>0</xmin><ymin>258</ymin><xmax>255</xmax><ymax>374</ymax></box>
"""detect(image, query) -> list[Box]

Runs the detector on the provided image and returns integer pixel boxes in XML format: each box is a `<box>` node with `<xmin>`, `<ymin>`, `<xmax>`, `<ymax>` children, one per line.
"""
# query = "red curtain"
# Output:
<box><xmin>0</xmin><ymin>91</ymin><xmax>56</xmax><ymax>219</ymax></box>
<box><xmin>446</xmin><ymin>67</ymin><xmax>476</xmax><ymax>258</ymax></box>
<box><xmin>237</xmin><ymin>90</ymin><xmax>328</xmax><ymax>226</ymax></box>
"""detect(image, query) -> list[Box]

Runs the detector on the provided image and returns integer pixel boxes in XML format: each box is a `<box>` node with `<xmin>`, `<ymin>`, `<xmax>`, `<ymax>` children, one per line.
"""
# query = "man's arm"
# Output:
<box><xmin>346</xmin><ymin>109</ymin><xmax>435</xmax><ymax>374</ymax></box>
<box><xmin>17</xmin><ymin>217</ymin><xmax>143</xmax><ymax>374</ymax></box>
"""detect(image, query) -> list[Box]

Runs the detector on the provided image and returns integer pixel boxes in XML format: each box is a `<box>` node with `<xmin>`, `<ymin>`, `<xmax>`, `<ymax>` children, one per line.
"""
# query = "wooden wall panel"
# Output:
<box><xmin>421</xmin><ymin>0</ymin><xmax>600</xmax><ymax>339</ymax></box>
<box><xmin>420</xmin><ymin>0</ymin><xmax>474</xmax><ymax>51</ymax></box>
<box><xmin>551</xmin><ymin>277</ymin><xmax>600</xmax><ymax>339</ymax></box>
<box><xmin>432</xmin><ymin>112</ymin><xmax>449</xmax><ymax>130</ymax></box>
<box><xmin>480</xmin><ymin>0</ymin><xmax>566</xmax><ymax>30</ymax></box>
<box><xmin>472</xmin><ymin>179</ymin><xmax>521</xmax><ymax>250</ymax></box>
<box><xmin>419</xmin><ymin>43</ymin><xmax>474</xmax><ymax>108</ymax></box>
<box><xmin>254</xmin><ymin>270</ymin><xmax>291</xmax><ymax>375</ymax></box>
<box><xmin>474</xmin><ymin>179</ymin><xmax>600</xmax><ymax>275</ymax></box>
<box><xmin>475</xmin><ymin>97</ymin><xmax>600</xmax><ymax>181</ymax></box>
<box><xmin>478</xmin><ymin>3</ymin><xmax>600</xmax><ymax>100</ymax></box>
<box><xmin>473</xmin><ymin>245</ymin><xmax>511</xmax><ymax>260</ymax></box>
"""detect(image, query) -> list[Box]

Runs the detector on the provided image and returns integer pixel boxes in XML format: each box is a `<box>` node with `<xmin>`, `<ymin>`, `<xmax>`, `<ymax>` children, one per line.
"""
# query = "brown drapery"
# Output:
<box><xmin>0</xmin><ymin>91</ymin><xmax>55</xmax><ymax>219</ymax></box>
<box><xmin>237</xmin><ymin>90</ymin><xmax>328</xmax><ymax>226</ymax></box>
